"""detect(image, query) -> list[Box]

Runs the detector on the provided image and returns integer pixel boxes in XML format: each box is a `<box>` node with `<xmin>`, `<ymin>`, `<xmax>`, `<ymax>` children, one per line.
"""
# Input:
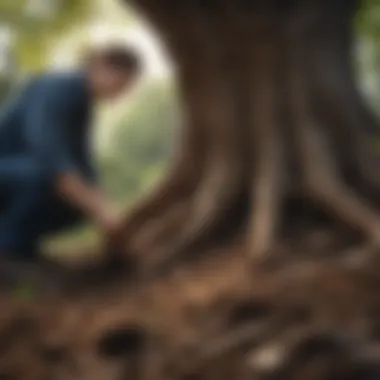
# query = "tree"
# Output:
<box><xmin>115</xmin><ymin>0</ymin><xmax>380</xmax><ymax>274</ymax></box>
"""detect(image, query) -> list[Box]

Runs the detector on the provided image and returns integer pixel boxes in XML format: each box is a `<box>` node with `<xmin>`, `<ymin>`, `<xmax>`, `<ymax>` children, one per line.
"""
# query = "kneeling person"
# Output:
<box><xmin>0</xmin><ymin>45</ymin><xmax>141</xmax><ymax>260</ymax></box>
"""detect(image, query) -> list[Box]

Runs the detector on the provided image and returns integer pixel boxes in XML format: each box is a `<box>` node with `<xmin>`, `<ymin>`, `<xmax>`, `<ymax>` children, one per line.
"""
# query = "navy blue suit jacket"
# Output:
<box><xmin>0</xmin><ymin>71</ymin><xmax>96</xmax><ymax>183</ymax></box>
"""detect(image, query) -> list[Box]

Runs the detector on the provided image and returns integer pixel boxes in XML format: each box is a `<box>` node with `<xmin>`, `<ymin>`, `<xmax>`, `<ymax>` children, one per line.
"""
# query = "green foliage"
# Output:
<box><xmin>0</xmin><ymin>0</ymin><xmax>92</xmax><ymax>72</ymax></box>
<box><xmin>357</xmin><ymin>0</ymin><xmax>380</xmax><ymax>40</ymax></box>
<box><xmin>356</xmin><ymin>0</ymin><xmax>380</xmax><ymax>116</ymax></box>
<box><xmin>0</xmin><ymin>0</ymin><xmax>25</xmax><ymax>14</ymax></box>
<box><xmin>100</xmin><ymin>78</ymin><xmax>180</xmax><ymax>202</ymax></box>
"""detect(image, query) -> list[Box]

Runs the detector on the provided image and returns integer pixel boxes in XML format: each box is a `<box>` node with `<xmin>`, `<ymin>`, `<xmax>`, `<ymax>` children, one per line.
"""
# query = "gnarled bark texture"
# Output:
<box><xmin>119</xmin><ymin>0</ymin><xmax>380</xmax><ymax>275</ymax></box>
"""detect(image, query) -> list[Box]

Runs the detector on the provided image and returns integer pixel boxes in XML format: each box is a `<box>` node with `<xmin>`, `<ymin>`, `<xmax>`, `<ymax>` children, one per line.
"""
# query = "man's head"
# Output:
<box><xmin>85</xmin><ymin>45</ymin><xmax>142</xmax><ymax>101</ymax></box>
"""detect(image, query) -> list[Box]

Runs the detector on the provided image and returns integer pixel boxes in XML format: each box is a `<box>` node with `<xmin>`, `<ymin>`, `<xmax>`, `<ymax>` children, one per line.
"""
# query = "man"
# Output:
<box><xmin>0</xmin><ymin>45</ymin><xmax>141</xmax><ymax>263</ymax></box>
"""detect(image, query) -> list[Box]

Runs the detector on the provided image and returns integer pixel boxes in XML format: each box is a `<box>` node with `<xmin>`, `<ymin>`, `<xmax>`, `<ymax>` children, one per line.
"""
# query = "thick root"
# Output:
<box><xmin>247</xmin><ymin>123</ymin><xmax>284</xmax><ymax>262</ymax></box>
<box><xmin>122</xmin><ymin>0</ymin><xmax>219</xmax><ymax>255</ymax></box>
<box><xmin>144</xmin><ymin>6</ymin><xmax>245</xmax><ymax>273</ymax></box>
<box><xmin>127</xmin><ymin>202</ymin><xmax>190</xmax><ymax>260</ymax></box>
<box><xmin>245</xmin><ymin>11</ymin><xmax>285</xmax><ymax>261</ymax></box>
<box><xmin>306</xmin><ymin>2</ymin><xmax>380</xmax><ymax>194</ymax></box>
<box><xmin>286</xmin><ymin>12</ymin><xmax>380</xmax><ymax>246</ymax></box>
<box><xmin>150</xmin><ymin>159</ymin><xmax>242</xmax><ymax>273</ymax></box>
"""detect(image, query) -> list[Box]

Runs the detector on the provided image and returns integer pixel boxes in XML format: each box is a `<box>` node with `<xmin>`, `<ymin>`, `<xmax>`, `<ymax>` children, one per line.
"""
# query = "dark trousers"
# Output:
<box><xmin>0</xmin><ymin>156</ymin><xmax>83</xmax><ymax>260</ymax></box>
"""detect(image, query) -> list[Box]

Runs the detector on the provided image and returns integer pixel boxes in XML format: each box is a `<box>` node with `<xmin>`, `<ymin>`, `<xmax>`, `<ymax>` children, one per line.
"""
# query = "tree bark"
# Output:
<box><xmin>121</xmin><ymin>0</ymin><xmax>380</xmax><ymax>274</ymax></box>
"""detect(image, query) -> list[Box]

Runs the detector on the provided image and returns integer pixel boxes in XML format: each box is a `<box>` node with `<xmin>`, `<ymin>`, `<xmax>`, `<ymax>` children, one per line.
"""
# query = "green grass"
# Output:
<box><xmin>43</xmin><ymin>224</ymin><xmax>98</xmax><ymax>256</ymax></box>
<box><xmin>42</xmin><ymin>196</ymin><xmax>135</xmax><ymax>258</ymax></box>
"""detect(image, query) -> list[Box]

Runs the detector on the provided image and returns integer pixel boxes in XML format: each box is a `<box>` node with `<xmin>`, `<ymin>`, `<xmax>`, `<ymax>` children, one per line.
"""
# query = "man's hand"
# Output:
<box><xmin>56</xmin><ymin>172</ymin><xmax>123</xmax><ymax>237</ymax></box>
<box><xmin>95</xmin><ymin>207</ymin><xmax>123</xmax><ymax>238</ymax></box>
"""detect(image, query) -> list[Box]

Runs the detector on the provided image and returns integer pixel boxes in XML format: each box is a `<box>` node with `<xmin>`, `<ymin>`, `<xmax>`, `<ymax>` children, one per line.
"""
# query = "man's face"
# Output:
<box><xmin>90</xmin><ymin>63</ymin><xmax>137</xmax><ymax>101</ymax></box>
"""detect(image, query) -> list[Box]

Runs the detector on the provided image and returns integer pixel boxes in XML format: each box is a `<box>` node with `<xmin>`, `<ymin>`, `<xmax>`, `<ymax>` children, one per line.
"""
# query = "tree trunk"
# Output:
<box><xmin>120</xmin><ymin>0</ymin><xmax>380</xmax><ymax>275</ymax></box>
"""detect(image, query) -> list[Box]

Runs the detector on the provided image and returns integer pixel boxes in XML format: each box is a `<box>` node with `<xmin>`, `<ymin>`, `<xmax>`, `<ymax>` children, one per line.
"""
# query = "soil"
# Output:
<box><xmin>0</xmin><ymin>242</ymin><xmax>380</xmax><ymax>380</ymax></box>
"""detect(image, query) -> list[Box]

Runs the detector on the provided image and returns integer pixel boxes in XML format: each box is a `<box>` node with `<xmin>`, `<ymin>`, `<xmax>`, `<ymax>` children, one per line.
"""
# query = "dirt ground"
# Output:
<box><xmin>0</xmin><ymin>240</ymin><xmax>380</xmax><ymax>380</ymax></box>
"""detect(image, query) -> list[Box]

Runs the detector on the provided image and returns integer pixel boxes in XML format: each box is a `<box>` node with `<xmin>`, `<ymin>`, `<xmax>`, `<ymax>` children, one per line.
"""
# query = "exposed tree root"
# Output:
<box><xmin>120</xmin><ymin>1</ymin><xmax>210</xmax><ymax>255</ymax></box>
<box><xmin>244</xmin><ymin>10</ymin><xmax>286</xmax><ymax>261</ymax></box>
<box><xmin>285</xmin><ymin>6</ymin><xmax>380</xmax><ymax>250</ymax></box>
<box><xmin>306</xmin><ymin>1</ymin><xmax>380</xmax><ymax>197</ymax></box>
<box><xmin>129</xmin><ymin>3</ymin><xmax>246</xmax><ymax>274</ymax></box>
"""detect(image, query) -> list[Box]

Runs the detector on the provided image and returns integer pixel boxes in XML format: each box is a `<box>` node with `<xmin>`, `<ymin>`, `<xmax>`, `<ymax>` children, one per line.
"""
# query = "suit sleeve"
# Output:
<box><xmin>24</xmin><ymin>79</ymin><xmax>78</xmax><ymax>179</ymax></box>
